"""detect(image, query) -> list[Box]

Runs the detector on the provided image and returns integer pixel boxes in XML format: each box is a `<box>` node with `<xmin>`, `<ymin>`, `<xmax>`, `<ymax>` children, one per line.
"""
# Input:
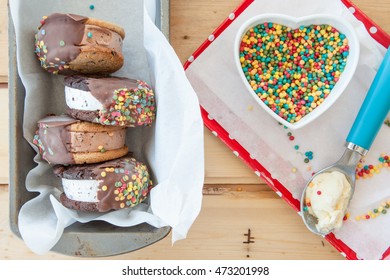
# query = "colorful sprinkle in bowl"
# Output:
<box><xmin>234</xmin><ymin>14</ymin><xmax>360</xmax><ymax>129</ymax></box>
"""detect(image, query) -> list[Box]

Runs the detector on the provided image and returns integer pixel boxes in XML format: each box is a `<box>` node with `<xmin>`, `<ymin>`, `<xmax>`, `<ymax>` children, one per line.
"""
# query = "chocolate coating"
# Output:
<box><xmin>35</xmin><ymin>13</ymin><xmax>124</xmax><ymax>74</ymax></box>
<box><xmin>35</xmin><ymin>13</ymin><xmax>88</xmax><ymax>74</ymax></box>
<box><xmin>33</xmin><ymin>115</ymin><xmax>78</xmax><ymax>164</ymax></box>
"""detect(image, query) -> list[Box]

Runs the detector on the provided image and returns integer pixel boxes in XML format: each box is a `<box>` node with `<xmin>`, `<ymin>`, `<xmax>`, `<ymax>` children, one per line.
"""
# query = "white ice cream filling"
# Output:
<box><xmin>62</xmin><ymin>179</ymin><xmax>102</xmax><ymax>203</ymax></box>
<box><xmin>65</xmin><ymin>86</ymin><xmax>103</xmax><ymax>111</ymax></box>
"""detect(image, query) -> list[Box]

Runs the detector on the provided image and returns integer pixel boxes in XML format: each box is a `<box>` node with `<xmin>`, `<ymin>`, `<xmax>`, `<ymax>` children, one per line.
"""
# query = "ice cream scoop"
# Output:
<box><xmin>301</xmin><ymin>48</ymin><xmax>390</xmax><ymax>235</ymax></box>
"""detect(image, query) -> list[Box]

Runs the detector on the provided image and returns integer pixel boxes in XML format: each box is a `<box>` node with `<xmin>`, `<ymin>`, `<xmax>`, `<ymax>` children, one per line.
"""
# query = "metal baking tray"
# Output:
<box><xmin>9</xmin><ymin>0</ymin><xmax>171</xmax><ymax>257</ymax></box>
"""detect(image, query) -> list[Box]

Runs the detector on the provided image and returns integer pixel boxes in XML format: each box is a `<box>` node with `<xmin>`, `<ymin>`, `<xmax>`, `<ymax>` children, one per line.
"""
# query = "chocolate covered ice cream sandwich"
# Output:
<box><xmin>33</xmin><ymin>115</ymin><xmax>128</xmax><ymax>165</ymax></box>
<box><xmin>64</xmin><ymin>75</ymin><xmax>156</xmax><ymax>127</ymax></box>
<box><xmin>54</xmin><ymin>155</ymin><xmax>153</xmax><ymax>212</ymax></box>
<box><xmin>35</xmin><ymin>13</ymin><xmax>125</xmax><ymax>75</ymax></box>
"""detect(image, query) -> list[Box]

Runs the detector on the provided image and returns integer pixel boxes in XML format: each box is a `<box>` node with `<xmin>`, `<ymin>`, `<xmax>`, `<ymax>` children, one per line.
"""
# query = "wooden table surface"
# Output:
<box><xmin>0</xmin><ymin>0</ymin><xmax>389</xmax><ymax>260</ymax></box>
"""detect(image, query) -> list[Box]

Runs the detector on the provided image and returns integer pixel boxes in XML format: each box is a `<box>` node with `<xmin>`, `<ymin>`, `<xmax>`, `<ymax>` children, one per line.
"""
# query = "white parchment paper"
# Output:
<box><xmin>10</xmin><ymin>0</ymin><xmax>204</xmax><ymax>255</ymax></box>
<box><xmin>186</xmin><ymin>0</ymin><xmax>389</xmax><ymax>259</ymax></box>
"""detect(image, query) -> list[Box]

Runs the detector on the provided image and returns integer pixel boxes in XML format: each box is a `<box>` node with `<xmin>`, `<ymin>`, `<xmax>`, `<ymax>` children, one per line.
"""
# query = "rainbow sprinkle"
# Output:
<box><xmin>239</xmin><ymin>23</ymin><xmax>349</xmax><ymax>123</ymax></box>
<box><xmin>98</xmin><ymin>158</ymin><xmax>152</xmax><ymax>209</ymax></box>
<box><xmin>97</xmin><ymin>81</ymin><xmax>156</xmax><ymax>127</ymax></box>
<box><xmin>354</xmin><ymin>200</ymin><xmax>390</xmax><ymax>221</ymax></box>
<box><xmin>280</xmin><ymin>124</ymin><xmax>315</xmax><ymax>165</ymax></box>
<box><xmin>356</xmin><ymin>154</ymin><xmax>389</xmax><ymax>179</ymax></box>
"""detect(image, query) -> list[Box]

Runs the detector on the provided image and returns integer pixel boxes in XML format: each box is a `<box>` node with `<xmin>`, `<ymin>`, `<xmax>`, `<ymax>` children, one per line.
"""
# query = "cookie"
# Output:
<box><xmin>33</xmin><ymin>115</ymin><xmax>128</xmax><ymax>165</ymax></box>
<box><xmin>54</xmin><ymin>155</ymin><xmax>153</xmax><ymax>212</ymax></box>
<box><xmin>64</xmin><ymin>75</ymin><xmax>156</xmax><ymax>127</ymax></box>
<box><xmin>35</xmin><ymin>13</ymin><xmax>125</xmax><ymax>75</ymax></box>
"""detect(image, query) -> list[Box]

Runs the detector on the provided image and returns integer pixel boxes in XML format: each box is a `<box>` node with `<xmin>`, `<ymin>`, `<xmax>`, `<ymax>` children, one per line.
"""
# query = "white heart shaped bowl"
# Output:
<box><xmin>234</xmin><ymin>14</ymin><xmax>360</xmax><ymax>130</ymax></box>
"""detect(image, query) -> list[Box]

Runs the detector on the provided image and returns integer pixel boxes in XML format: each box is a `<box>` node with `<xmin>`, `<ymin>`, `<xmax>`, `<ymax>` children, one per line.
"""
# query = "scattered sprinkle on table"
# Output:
<box><xmin>354</xmin><ymin>200</ymin><xmax>390</xmax><ymax>221</ymax></box>
<box><xmin>356</xmin><ymin>154</ymin><xmax>389</xmax><ymax>179</ymax></box>
<box><xmin>279</xmin><ymin>123</ymin><xmax>316</xmax><ymax>166</ymax></box>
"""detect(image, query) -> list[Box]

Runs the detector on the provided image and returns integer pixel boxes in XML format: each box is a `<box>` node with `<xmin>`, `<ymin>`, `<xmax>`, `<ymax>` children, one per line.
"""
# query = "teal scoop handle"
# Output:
<box><xmin>346</xmin><ymin>48</ymin><xmax>390</xmax><ymax>151</ymax></box>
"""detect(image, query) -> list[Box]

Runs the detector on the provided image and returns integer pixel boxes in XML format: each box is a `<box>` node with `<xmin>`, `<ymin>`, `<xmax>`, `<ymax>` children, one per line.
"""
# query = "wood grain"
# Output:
<box><xmin>0</xmin><ymin>87</ymin><xmax>8</xmax><ymax>184</ymax></box>
<box><xmin>0</xmin><ymin>186</ymin><xmax>343</xmax><ymax>260</ymax></box>
<box><xmin>0</xmin><ymin>0</ymin><xmax>7</xmax><ymax>83</ymax></box>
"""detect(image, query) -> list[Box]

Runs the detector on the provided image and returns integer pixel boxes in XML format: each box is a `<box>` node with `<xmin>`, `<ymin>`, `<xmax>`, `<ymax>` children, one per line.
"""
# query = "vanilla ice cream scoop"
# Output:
<box><xmin>305</xmin><ymin>171</ymin><xmax>351</xmax><ymax>233</ymax></box>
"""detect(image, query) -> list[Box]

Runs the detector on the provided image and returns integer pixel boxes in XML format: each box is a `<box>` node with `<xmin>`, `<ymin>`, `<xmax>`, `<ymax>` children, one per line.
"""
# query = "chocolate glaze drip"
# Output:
<box><xmin>35</xmin><ymin>13</ymin><xmax>87</xmax><ymax>73</ymax></box>
<box><xmin>64</xmin><ymin>75</ymin><xmax>139</xmax><ymax>106</ymax></box>
<box><xmin>35</xmin><ymin>115</ymin><xmax>79</xmax><ymax>164</ymax></box>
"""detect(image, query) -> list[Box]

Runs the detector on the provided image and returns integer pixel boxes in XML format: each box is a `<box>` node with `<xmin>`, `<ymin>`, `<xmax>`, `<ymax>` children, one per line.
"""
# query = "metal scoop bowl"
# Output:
<box><xmin>301</xmin><ymin>48</ymin><xmax>390</xmax><ymax>235</ymax></box>
<box><xmin>301</xmin><ymin>144</ymin><xmax>364</xmax><ymax>235</ymax></box>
